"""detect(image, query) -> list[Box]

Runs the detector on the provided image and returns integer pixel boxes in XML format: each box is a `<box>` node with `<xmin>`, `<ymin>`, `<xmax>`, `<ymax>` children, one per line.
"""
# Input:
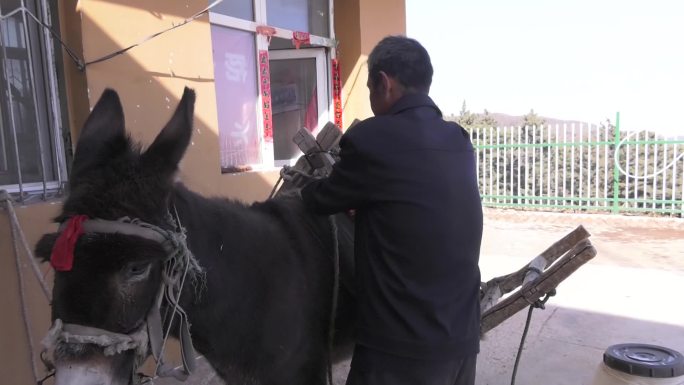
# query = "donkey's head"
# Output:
<box><xmin>35</xmin><ymin>88</ymin><xmax>196</xmax><ymax>385</ymax></box>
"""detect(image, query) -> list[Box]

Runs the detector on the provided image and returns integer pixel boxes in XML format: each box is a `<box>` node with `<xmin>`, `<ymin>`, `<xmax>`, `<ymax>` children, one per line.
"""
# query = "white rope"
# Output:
<box><xmin>0</xmin><ymin>190</ymin><xmax>52</xmax><ymax>383</ymax></box>
<box><xmin>614</xmin><ymin>130</ymin><xmax>684</xmax><ymax>180</ymax></box>
<box><xmin>0</xmin><ymin>190</ymin><xmax>52</xmax><ymax>299</ymax></box>
<box><xmin>149</xmin><ymin>208</ymin><xmax>203</xmax><ymax>380</ymax></box>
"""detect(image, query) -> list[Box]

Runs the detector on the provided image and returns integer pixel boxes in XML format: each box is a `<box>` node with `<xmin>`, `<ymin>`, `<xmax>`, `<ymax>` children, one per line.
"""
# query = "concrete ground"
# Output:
<box><xmin>156</xmin><ymin>209</ymin><xmax>684</xmax><ymax>385</ymax></box>
<box><xmin>473</xmin><ymin>209</ymin><xmax>684</xmax><ymax>385</ymax></box>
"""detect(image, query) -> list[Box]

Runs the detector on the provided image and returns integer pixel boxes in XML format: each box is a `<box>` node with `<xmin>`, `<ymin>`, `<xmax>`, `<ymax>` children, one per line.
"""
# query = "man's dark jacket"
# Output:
<box><xmin>302</xmin><ymin>93</ymin><xmax>482</xmax><ymax>360</ymax></box>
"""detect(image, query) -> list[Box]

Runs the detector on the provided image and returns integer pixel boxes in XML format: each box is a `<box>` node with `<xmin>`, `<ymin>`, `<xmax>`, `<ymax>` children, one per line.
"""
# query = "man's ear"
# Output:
<box><xmin>378</xmin><ymin>71</ymin><xmax>406</xmax><ymax>106</ymax></box>
<box><xmin>377</xmin><ymin>71</ymin><xmax>391</xmax><ymax>94</ymax></box>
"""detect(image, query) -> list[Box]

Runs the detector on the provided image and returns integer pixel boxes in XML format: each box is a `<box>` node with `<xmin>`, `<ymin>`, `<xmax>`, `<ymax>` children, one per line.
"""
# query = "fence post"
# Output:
<box><xmin>612</xmin><ymin>112</ymin><xmax>621</xmax><ymax>213</ymax></box>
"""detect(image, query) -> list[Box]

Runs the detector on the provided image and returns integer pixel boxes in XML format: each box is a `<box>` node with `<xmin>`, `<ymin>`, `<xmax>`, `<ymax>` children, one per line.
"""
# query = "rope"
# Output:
<box><xmin>283</xmin><ymin>165</ymin><xmax>320</xmax><ymax>181</ymax></box>
<box><xmin>3</xmin><ymin>195</ymin><xmax>42</xmax><ymax>383</ymax></box>
<box><xmin>42</xmin><ymin>319</ymin><xmax>149</xmax><ymax>357</ymax></box>
<box><xmin>139</xmin><ymin>355</ymin><xmax>207</xmax><ymax>384</ymax></box>
<box><xmin>326</xmin><ymin>216</ymin><xmax>340</xmax><ymax>385</ymax></box>
<box><xmin>269</xmin><ymin>165</ymin><xmax>321</xmax><ymax>199</ymax></box>
<box><xmin>0</xmin><ymin>190</ymin><xmax>53</xmax><ymax>384</ymax></box>
<box><xmin>36</xmin><ymin>371</ymin><xmax>55</xmax><ymax>385</ymax></box>
<box><xmin>269</xmin><ymin>175</ymin><xmax>284</xmax><ymax>199</ymax></box>
<box><xmin>0</xmin><ymin>190</ymin><xmax>52</xmax><ymax>299</ymax></box>
<box><xmin>510</xmin><ymin>289</ymin><xmax>556</xmax><ymax>385</ymax></box>
<box><xmin>151</xmin><ymin>207</ymin><xmax>204</xmax><ymax>379</ymax></box>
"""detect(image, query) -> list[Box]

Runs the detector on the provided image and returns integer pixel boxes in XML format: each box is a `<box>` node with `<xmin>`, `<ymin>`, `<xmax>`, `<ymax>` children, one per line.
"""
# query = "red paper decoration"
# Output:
<box><xmin>292</xmin><ymin>31</ymin><xmax>311</xmax><ymax>49</ymax></box>
<box><xmin>332</xmin><ymin>58</ymin><xmax>343</xmax><ymax>128</ymax></box>
<box><xmin>259</xmin><ymin>50</ymin><xmax>273</xmax><ymax>141</ymax></box>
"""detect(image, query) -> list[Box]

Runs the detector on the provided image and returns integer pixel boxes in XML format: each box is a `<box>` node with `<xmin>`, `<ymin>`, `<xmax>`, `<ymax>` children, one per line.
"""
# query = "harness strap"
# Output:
<box><xmin>146</xmin><ymin>278</ymin><xmax>197</xmax><ymax>381</ymax></box>
<box><xmin>147</xmin><ymin>302</ymin><xmax>194</xmax><ymax>381</ymax></box>
<box><xmin>80</xmin><ymin>219</ymin><xmax>174</xmax><ymax>254</ymax></box>
<box><xmin>165</xmin><ymin>268</ymin><xmax>197</xmax><ymax>375</ymax></box>
<box><xmin>43</xmin><ymin>213</ymin><xmax>202</xmax><ymax>382</ymax></box>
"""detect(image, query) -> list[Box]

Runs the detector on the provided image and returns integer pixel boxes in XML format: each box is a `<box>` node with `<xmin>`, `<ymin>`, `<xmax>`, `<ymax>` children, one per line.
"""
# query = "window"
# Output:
<box><xmin>208</xmin><ymin>0</ymin><xmax>335</xmax><ymax>173</ymax></box>
<box><xmin>270</xmin><ymin>48</ymin><xmax>328</xmax><ymax>166</ymax></box>
<box><xmin>266</xmin><ymin>0</ymin><xmax>330</xmax><ymax>38</ymax></box>
<box><xmin>212</xmin><ymin>0</ymin><xmax>254</xmax><ymax>21</ymax></box>
<box><xmin>0</xmin><ymin>0</ymin><xmax>67</xmax><ymax>200</ymax></box>
<box><xmin>211</xmin><ymin>26</ymin><xmax>261</xmax><ymax>172</ymax></box>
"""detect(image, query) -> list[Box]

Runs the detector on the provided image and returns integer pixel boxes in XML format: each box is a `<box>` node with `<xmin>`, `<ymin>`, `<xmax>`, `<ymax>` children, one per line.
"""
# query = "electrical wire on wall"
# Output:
<box><xmin>1</xmin><ymin>0</ymin><xmax>226</xmax><ymax>71</ymax></box>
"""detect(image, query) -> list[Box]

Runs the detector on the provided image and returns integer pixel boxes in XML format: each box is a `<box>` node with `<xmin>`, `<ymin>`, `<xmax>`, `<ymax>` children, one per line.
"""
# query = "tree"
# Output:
<box><xmin>522</xmin><ymin>109</ymin><xmax>546</xmax><ymax>128</ymax></box>
<box><xmin>455</xmin><ymin>100</ymin><xmax>477</xmax><ymax>128</ymax></box>
<box><xmin>450</xmin><ymin>101</ymin><xmax>499</xmax><ymax>129</ymax></box>
<box><xmin>479</xmin><ymin>109</ymin><xmax>498</xmax><ymax>128</ymax></box>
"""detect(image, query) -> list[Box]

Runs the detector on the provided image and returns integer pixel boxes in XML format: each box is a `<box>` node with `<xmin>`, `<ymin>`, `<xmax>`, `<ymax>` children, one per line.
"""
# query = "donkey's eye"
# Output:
<box><xmin>124</xmin><ymin>262</ymin><xmax>151</xmax><ymax>280</ymax></box>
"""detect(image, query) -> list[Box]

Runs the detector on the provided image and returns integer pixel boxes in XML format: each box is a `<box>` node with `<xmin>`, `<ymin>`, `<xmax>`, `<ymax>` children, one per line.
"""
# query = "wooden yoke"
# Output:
<box><xmin>273</xmin><ymin>120</ymin><xmax>360</xmax><ymax>195</ymax></box>
<box><xmin>480</xmin><ymin>225</ymin><xmax>597</xmax><ymax>334</ymax></box>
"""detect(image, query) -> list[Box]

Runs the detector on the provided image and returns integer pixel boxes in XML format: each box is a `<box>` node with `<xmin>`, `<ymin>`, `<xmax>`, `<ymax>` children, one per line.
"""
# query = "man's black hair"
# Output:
<box><xmin>367</xmin><ymin>35</ymin><xmax>433</xmax><ymax>93</ymax></box>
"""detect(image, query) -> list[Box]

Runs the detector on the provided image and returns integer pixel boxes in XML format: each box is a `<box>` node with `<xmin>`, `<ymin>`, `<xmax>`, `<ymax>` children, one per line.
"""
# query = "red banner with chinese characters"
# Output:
<box><xmin>258</xmin><ymin>50</ymin><xmax>273</xmax><ymax>141</ymax></box>
<box><xmin>332</xmin><ymin>58</ymin><xmax>343</xmax><ymax>128</ymax></box>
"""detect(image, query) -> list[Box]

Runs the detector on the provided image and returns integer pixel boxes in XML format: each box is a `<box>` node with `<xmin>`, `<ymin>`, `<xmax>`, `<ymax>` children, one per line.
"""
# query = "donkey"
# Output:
<box><xmin>34</xmin><ymin>88</ymin><xmax>356</xmax><ymax>385</ymax></box>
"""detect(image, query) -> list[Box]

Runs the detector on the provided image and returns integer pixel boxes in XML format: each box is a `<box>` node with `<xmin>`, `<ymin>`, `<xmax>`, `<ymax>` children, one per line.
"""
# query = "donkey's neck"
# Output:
<box><xmin>169</xmin><ymin>184</ymin><xmax>268</xmax><ymax>259</ymax></box>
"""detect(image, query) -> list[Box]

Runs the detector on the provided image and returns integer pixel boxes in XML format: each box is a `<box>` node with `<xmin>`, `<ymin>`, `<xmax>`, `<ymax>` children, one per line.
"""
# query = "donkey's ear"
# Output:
<box><xmin>71</xmin><ymin>89</ymin><xmax>127</xmax><ymax>179</ymax></box>
<box><xmin>141</xmin><ymin>87</ymin><xmax>196</xmax><ymax>176</ymax></box>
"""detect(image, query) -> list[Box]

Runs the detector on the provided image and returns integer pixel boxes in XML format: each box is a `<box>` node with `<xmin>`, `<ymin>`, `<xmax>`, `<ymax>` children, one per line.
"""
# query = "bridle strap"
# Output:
<box><xmin>46</xmin><ymin>214</ymin><xmax>201</xmax><ymax>382</ymax></box>
<box><xmin>43</xmin><ymin>319</ymin><xmax>148</xmax><ymax>357</ymax></box>
<box><xmin>80</xmin><ymin>219</ymin><xmax>175</xmax><ymax>254</ymax></box>
<box><xmin>147</xmin><ymin>283</ymin><xmax>196</xmax><ymax>381</ymax></box>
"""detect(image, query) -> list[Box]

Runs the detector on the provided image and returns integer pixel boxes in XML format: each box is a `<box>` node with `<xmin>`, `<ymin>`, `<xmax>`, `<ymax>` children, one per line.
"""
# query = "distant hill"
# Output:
<box><xmin>486</xmin><ymin>112</ymin><xmax>586</xmax><ymax>128</ymax></box>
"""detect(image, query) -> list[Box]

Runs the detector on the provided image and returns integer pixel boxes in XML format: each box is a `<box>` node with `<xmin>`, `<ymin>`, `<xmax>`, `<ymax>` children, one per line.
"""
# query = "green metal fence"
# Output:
<box><xmin>470</xmin><ymin>115</ymin><xmax>684</xmax><ymax>216</ymax></box>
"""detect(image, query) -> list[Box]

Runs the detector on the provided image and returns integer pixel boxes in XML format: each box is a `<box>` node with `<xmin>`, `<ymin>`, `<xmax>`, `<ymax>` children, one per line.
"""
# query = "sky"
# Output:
<box><xmin>406</xmin><ymin>0</ymin><xmax>684</xmax><ymax>136</ymax></box>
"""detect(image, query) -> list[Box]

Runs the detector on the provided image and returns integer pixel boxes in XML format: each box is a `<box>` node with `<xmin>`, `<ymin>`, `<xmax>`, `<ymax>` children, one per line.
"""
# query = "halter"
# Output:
<box><xmin>41</xmin><ymin>211</ymin><xmax>205</xmax><ymax>384</ymax></box>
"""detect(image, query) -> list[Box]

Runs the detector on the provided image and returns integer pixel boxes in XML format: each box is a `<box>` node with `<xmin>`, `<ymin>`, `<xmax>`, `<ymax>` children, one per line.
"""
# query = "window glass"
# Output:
<box><xmin>210</xmin><ymin>25</ymin><xmax>261</xmax><ymax>172</ymax></box>
<box><xmin>266</xmin><ymin>0</ymin><xmax>329</xmax><ymax>37</ymax></box>
<box><xmin>0</xmin><ymin>0</ymin><xmax>57</xmax><ymax>187</ymax></box>
<box><xmin>210</xmin><ymin>0</ymin><xmax>254</xmax><ymax>21</ymax></box>
<box><xmin>270</xmin><ymin>57</ymin><xmax>318</xmax><ymax>163</ymax></box>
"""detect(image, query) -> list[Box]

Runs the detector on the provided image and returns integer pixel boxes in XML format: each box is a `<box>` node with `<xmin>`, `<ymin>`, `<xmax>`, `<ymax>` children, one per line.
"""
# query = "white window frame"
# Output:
<box><xmin>0</xmin><ymin>0</ymin><xmax>68</xmax><ymax>201</ymax></box>
<box><xmin>270</xmin><ymin>48</ymin><xmax>328</xmax><ymax>167</ymax></box>
<box><xmin>209</xmin><ymin>0</ymin><xmax>336</xmax><ymax>171</ymax></box>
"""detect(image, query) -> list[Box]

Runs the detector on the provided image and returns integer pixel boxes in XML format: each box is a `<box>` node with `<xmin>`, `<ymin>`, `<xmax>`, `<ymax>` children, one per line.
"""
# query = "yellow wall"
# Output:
<box><xmin>58</xmin><ymin>0</ymin><xmax>90</xmax><ymax>142</ymax></box>
<box><xmin>334</xmin><ymin>0</ymin><xmax>407</xmax><ymax>127</ymax></box>
<box><xmin>0</xmin><ymin>0</ymin><xmax>406</xmax><ymax>382</ymax></box>
<box><xmin>79</xmin><ymin>0</ymin><xmax>279</xmax><ymax>202</ymax></box>
<box><xmin>0</xmin><ymin>202</ymin><xmax>61</xmax><ymax>384</ymax></box>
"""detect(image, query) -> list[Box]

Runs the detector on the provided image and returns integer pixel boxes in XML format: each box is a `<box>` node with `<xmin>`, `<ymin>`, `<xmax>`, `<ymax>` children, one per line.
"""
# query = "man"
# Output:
<box><xmin>301</xmin><ymin>36</ymin><xmax>482</xmax><ymax>385</ymax></box>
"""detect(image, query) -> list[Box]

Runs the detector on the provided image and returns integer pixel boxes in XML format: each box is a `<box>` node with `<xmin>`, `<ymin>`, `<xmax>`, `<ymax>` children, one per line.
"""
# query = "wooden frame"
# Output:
<box><xmin>480</xmin><ymin>225</ymin><xmax>597</xmax><ymax>334</ymax></box>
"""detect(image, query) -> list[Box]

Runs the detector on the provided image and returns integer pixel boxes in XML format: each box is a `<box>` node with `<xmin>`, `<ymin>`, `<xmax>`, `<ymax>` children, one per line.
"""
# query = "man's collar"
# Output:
<box><xmin>387</xmin><ymin>93</ymin><xmax>442</xmax><ymax>116</ymax></box>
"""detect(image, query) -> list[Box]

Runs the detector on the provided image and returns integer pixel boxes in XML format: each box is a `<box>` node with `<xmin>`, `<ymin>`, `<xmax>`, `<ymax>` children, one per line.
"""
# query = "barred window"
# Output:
<box><xmin>0</xmin><ymin>0</ymin><xmax>67</xmax><ymax>202</ymax></box>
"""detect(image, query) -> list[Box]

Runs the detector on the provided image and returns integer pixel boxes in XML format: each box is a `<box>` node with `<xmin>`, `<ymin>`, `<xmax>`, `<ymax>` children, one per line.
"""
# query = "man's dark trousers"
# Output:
<box><xmin>345</xmin><ymin>345</ymin><xmax>477</xmax><ymax>385</ymax></box>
